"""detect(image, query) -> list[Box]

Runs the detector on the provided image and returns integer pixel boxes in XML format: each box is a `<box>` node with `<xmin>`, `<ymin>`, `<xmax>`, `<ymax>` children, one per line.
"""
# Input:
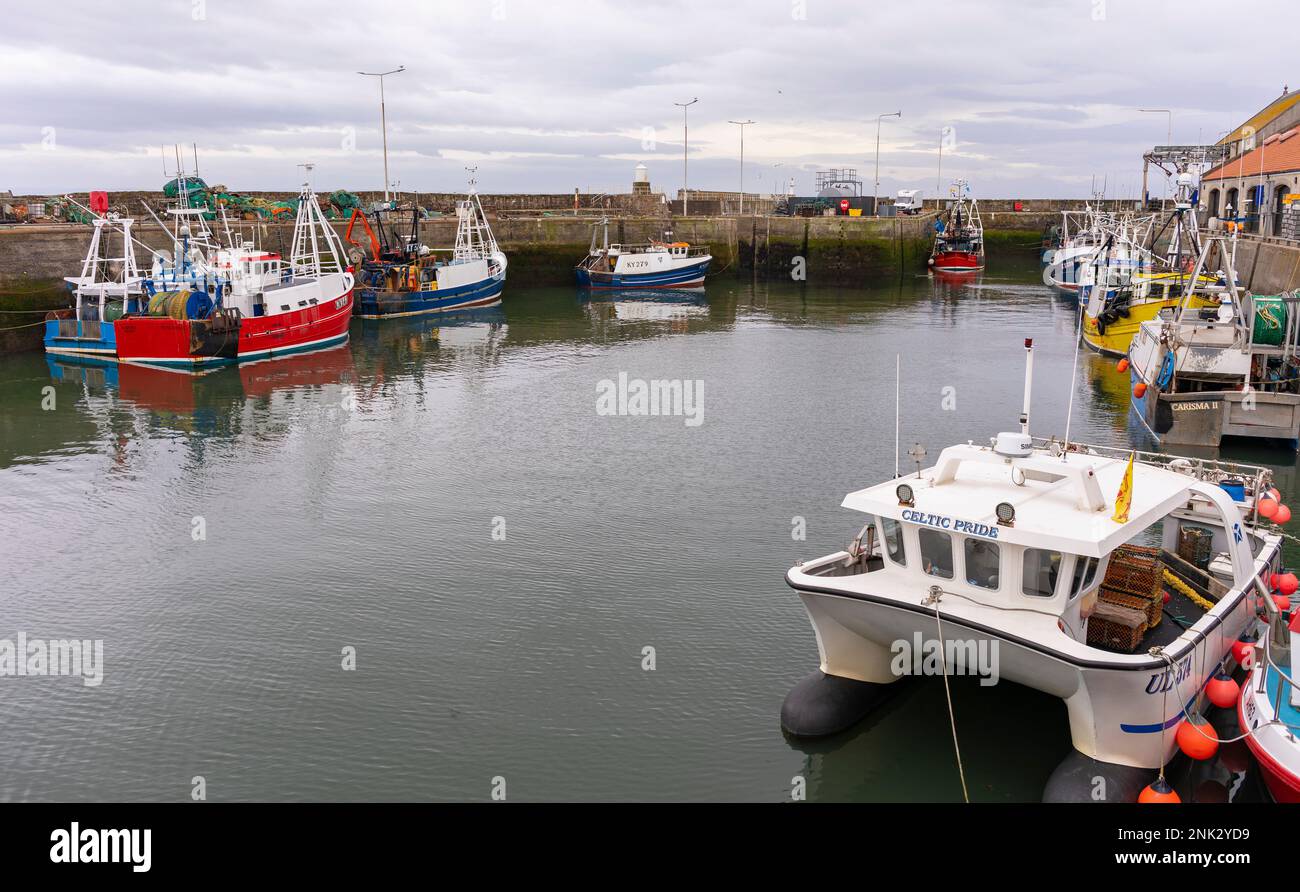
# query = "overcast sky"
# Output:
<box><xmin>0</xmin><ymin>0</ymin><xmax>1291</xmax><ymax>198</ymax></box>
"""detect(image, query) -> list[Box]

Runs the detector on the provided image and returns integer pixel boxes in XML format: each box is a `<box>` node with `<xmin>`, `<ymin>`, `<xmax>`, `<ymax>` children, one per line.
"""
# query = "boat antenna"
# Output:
<box><xmin>894</xmin><ymin>353</ymin><xmax>901</xmax><ymax>478</ymax></box>
<box><xmin>1020</xmin><ymin>338</ymin><xmax>1033</xmax><ymax>436</ymax></box>
<box><xmin>1063</xmin><ymin>303</ymin><xmax>1084</xmax><ymax>455</ymax></box>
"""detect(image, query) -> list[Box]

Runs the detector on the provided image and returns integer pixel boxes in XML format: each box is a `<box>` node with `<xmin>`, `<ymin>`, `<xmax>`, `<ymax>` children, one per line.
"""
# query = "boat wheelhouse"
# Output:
<box><xmin>782</xmin><ymin>340</ymin><xmax>1283</xmax><ymax>801</ymax></box>
<box><xmin>351</xmin><ymin>184</ymin><xmax>507</xmax><ymax>318</ymax></box>
<box><xmin>1128</xmin><ymin>233</ymin><xmax>1300</xmax><ymax>448</ymax></box>
<box><xmin>928</xmin><ymin>180</ymin><xmax>985</xmax><ymax>272</ymax></box>
<box><xmin>114</xmin><ymin>180</ymin><xmax>354</xmax><ymax>367</ymax></box>
<box><xmin>575</xmin><ymin>218</ymin><xmax>711</xmax><ymax>289</ymax></box>
<box><xmin>43</xmin><ymin>204</ymin><xmax>147</xmax><ymax>361</ymax></box>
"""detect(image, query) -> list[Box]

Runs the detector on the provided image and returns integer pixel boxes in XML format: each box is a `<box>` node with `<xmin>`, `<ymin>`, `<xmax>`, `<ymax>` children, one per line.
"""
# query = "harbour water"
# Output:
<box><xmin>1</xmin><ymin>252</ymin><xmax>1294</xmax><ymax>801</ymax></box>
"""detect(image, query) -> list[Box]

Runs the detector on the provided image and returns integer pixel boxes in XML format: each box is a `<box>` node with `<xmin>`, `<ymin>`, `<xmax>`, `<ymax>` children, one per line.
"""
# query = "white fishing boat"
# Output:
<box><xmin>1128</xmin><ymin>232</ymin><xmax>1300</xmax><ymax>449</ymax></box>
<box><xmin>575</xmin><ymin>218</ymin><xmax>711</xmax><ymax>289</ymax></box>
<box><xmin>781</xmin><ymin>339</ymin><xmax>1284</xmax><ymax>801</ymax></box>
<box><xmin>1239</xmin><ymin>603</ymin><xmax>1300</xmax><ymax>802</ymax></box>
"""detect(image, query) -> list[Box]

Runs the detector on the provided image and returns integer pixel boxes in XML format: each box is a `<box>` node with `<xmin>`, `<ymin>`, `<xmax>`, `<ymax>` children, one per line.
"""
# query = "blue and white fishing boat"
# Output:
<box><xmin>575</xmin><ymin>218</ymin><xmax>711</xmax><ymax>289</ymax></box>
<box><xmin>352</xmin><ymin>182</ymin><xmax>507</xmax><ymax>319</ymax></box>
<box><xmin>43</xmin><ymin>200</ymin><xmax>147</xmax><ymax>361</ymax></box>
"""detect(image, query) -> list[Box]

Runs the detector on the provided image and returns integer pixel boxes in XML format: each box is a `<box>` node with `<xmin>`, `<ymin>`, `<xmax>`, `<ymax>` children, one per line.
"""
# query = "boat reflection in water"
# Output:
<box><xmin>928</xmin><ymin>268</ymin><xmax>983</xmax><ymax>296</ymax></box>
<box><xmin>46</xmin><ymin>341</ymin><xmax>356</xmax><ymax>417</ymax></box>
<box><xmin>579</xmin><ymin>286</ymin><xmax>709</xmax><ymax>326</ymax></box>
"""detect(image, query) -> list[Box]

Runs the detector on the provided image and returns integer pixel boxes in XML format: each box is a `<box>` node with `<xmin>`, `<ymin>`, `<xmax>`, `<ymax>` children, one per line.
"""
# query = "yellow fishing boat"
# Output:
<box><xmin>1081</xmin><ymin>271</ymin><xmax>1218</xmax><ymax>357</ymax></box>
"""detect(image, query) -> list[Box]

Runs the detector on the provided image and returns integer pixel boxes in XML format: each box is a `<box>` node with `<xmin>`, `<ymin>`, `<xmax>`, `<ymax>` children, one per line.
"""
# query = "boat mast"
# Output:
<box><xmin>1020</xmin><ymin>338</ymin><xmax>1034</xmax><ymax>436</ymax></box>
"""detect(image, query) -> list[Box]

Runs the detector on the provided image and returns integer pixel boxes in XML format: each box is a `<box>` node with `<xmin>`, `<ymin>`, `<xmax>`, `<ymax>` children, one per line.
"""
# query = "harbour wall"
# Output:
<box><xmin>5</xmin><ymin>211</ymin><xmax>1299</xmax><ymax>353</ymax></box>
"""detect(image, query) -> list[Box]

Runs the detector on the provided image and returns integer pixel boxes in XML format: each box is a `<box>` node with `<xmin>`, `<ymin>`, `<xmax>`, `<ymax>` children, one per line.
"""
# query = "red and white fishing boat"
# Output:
<box><xmin>115</xmin><ymin>179</ymin><xmax>354</xmax><ymax>368</ymax></box>
<box><xmin>1239</xmin><ymin>603</ymin><xmax>1300</xmax><ymax>802</ymax></box>
<box><xmin>928</xmin><ymin>179</ymin><xmax>985</xmax><ymax>272</ymax></box>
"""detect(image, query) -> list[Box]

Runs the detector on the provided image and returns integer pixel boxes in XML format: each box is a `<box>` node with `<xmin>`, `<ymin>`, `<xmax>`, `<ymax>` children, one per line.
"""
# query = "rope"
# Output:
<box><xmin>0</xmin><ymin>307</ymin><xmax>66</xmax><ymax>313</ymax></box>
<box><xmin>1163</xmin><ymin>570</ymin><xmax>1215</xmax><ymax>612</ymax></box>
<box><xmin>923</xmin><ymin>586</ymin><xmax>970</xmax><ymax>803</ymax></box>
<box><xmin>0</xmin><ymin>319</ymin><xmax>49</xmax><ymax>331</ymax></box>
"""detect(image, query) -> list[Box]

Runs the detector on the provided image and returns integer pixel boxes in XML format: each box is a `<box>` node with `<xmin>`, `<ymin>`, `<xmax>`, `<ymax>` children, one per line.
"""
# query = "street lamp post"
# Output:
<box><xmin>675</xmin><ymin>98</ymin><xmax>699</xmax><ymax>216</ymax></box>
<box><xmin>359</xmin><ymin>65</ymin><xmax>406</xmax><ymax>203</ymax></box>
<box><xmin>728</xmin><ymin>120</ymin><xmax>755</xmax><ymax>214</ymax></box>
<box><xmin>1139</xmin><ymin>108</ymin><xmax>1172</xmax><ymax>211</ymax></box>
<box><xmin>874</xmin><ymin>111</ymin><xmax>901</xmax><ymax>216</ymax></box>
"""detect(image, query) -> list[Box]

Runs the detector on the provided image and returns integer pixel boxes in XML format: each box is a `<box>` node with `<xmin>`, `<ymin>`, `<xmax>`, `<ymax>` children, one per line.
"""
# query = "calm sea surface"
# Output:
<box><xmin>1</xmin><ymin>252</ymin><xmax>1293</xmax><ymax>801</ymax></box>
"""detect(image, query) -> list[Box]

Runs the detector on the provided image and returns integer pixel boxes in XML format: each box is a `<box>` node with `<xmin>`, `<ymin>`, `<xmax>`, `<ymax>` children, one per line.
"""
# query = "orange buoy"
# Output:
<box><xmin>1117</xmin><ymin>358</ymin><xmax>1130</xmax><ymax>373</ymax></box>
<box><xmin>1206</xmin><ymin>672</ymin><xmax>1240</xmax><ymax>709</ymax></box>
<box><xmin>1274</xmin><ymin>594</ymin><xmax>1291</xmax><ymax>612</ymax></box>
<box><xmin>1176</xmin><ymin>716</ymin><xmax>1219</xmax><ymax>760</ymax></box>
<box><xmin>1134</xmin><ymin>382</ymin><xmax>1148</xmax><ymax>398</ymax></box>
<box><xmin>1276</xmin><ymin>504</ymin><xmax>1292</xmax><ymax>524</ymax></box>
<box><xmin>1271</xmin><ymin>572</ymin><xmax>1282</xmax><ymax>590</ymax></box>
<box><xmin>1268</xmin><ymin>487</ymin><xmax>1282</xmax><ymax>502</ymax></box>
<box><xmin>1258</xmin><ymin>497</ymin><xmax>1279</xmax><ymax>518</ymax></box>
<box><xmin>1231</xmin><ymin>638</ymin><xmax>1254</xmax><ymax>665</ymax></box>
<box><xmin>1139</xmin><ymin>776</ymin><xmax>1181</xmax><ymax>803</ymax></box>
<box><xmin>1281</xmin><ymin>573</ymin><xmax>1299</xmax><ymax>596</ymax></box>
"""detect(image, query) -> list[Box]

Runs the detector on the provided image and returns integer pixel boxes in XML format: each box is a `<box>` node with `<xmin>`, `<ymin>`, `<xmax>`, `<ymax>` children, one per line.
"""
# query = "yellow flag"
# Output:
<box><xmin>1112</xmin><ymin>453</ymin><xmax>1135</xmax><ymax>523</ymax></box>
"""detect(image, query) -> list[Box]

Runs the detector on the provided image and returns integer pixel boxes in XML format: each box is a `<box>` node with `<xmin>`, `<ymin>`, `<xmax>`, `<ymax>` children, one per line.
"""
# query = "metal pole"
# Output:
<box><xmin>1139</xmin><ymin>108</ymin><xmax>1172</xmax><ymax>211</ymax></box>
<box><xmin>874</xmin><ymin>111</ymin><xmax>900</xmax><ymax>216</ymax></box>
<box><xmin>729</xmin><ymin>120</ymin><xmax>755</xmax><ymax>215</ymax></box>
<box><xmin>359</xmin><ymin>66</ymin><xmax>406</xmax><ymax>204</ymax></box>
<box><xmin>675</xmin><ymin>98</ymin><xmax>698</xmax><ymax>216</ymax></box>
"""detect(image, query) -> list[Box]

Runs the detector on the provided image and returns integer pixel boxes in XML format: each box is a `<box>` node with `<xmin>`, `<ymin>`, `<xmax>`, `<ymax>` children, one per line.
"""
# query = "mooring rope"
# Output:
<box><xmin>923</xmin><ymin>586</ymin><xmax>970</xmax><ymax>803</ymax></box>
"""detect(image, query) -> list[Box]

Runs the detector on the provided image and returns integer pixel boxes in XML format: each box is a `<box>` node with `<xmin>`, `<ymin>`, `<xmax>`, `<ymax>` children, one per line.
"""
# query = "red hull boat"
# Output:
<box><xmin>114</xmin><ymin>179</ymin><xmax>355</xmax><ymax>368</ymax></box>
<box><xmin>929</xmin><ymin>179</ymin><xmax>985</xmax><ymax>272</ymax></box>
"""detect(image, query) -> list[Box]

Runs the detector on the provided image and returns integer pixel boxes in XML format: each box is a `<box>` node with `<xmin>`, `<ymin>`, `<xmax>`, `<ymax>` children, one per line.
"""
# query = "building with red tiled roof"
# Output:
<box><xmin>1201</xmin><ymin>126</ymin><xmax>1300</xmax><ymax>239</ymax></box>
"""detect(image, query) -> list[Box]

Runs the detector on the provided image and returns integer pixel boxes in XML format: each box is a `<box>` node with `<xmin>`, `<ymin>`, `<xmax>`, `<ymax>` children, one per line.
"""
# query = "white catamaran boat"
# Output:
<box><xmin>781</xmin><ymin>339</ymin><xmax>1283</xmax><ymax>801</ymax></box>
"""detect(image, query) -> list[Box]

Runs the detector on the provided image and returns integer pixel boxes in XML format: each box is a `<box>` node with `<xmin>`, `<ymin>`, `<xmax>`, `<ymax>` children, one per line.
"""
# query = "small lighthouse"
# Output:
<box><xmin>633</xmin><ymin>163</ymin><xmax>650</xmax><ymax>195</ymax></box>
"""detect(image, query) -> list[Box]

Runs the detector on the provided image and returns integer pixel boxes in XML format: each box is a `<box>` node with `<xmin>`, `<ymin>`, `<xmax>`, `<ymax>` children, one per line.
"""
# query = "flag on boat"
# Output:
<box><xmin>1112</xmin><ymin>452</ymin><xmax>1134</xmax><ymax>523</ymax></box>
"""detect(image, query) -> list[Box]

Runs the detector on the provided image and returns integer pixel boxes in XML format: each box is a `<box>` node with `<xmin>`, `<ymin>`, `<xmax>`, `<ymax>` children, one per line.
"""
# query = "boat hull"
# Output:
<box><xmin>1240</xmin><ymin>660</ymin><xmax>1300</xmax><ymax>802</ymax></box>
<box><xmin>928</xmin><ymin>251</ymin><xmax>983</xmax><ymax>272</ymax></box>
<box><xmin>788</xmin><ymin>560</ymin><xmax>1260</xmax><ymax>772</ymax></box>
<box><xmin>115</xmin><ymin>286</ymin><xmax>354</xmax><ymax>368</ymax></box>
<box><xmin>1083</xmin><ymin>296</ymin><xmax>1208</xmax><ymax>357</ymax></box>
<box><xmin>43</xmin><ymin>315</ymin><xmax>119</xmax><ymax>360</ymax></box>
<box><xmin>576</xmin><ymin>258</ymin><xmax>710</xmax><ymax>289</ymax></box>
<box><xmin>354</xmin><ymin>269</ymin><xmax>505</xmax><ymax>318</ymax></box>
<box><xmin>1129</xmin><ymin>375</ymin><xmax>1300</xmax><ymax>449</ymax></box>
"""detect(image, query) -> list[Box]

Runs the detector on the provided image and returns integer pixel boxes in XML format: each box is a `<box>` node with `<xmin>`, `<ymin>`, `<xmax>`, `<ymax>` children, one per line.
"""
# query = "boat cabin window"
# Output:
<box><xmin>1069</xmin><ymin>556</ymin><xmax>1099</xmax><ymax>600</ymax></box>
<box><xmin>881</xmin><ymin>518</ymin><xmax>906</xmax><ymax>566</ymax></box>
<box><xmin>964</xmin><ymin>538</ymin><xmax>1000</xmax><ymax>590</ymax></box>
<box><xmin>919</xmin><ymin>528</ymin><xmax>954</xmax><ymax>580</ymax></box>
<box><xmin>1023</xmin><ymin>548</ymin><xmax>1062</xmax><ymax>598</ymax></box>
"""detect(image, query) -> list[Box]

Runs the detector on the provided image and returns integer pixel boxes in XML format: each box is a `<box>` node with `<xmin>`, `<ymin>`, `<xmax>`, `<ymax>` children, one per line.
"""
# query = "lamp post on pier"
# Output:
<box><xmin>874</xmin><ymin>111</ymin><xmax>901</xmax><ymax>216</ymax></box>
<box><xmin>359</xmin><ymin>65</ymin><xmax>406</xmax><ymax>203</ymax></box>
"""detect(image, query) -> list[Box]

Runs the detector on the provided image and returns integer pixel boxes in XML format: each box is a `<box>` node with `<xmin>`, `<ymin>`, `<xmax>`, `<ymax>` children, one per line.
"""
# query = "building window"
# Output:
<box><xmin>1208</xmin><ymin>188</ymin><xmax>1220</xmax><ymax>217</ymax></box>
<box><xmin>881</xmin><ymin>518</ymin><xmax>906</xmax><ymax>566</ymax></box>
<box><xmin>919</xmin><ymin>528</ymin><xmax>954</xmax><ymax>580</ymax></box>
<box><xmin>1023</xmin><ymin>548</ymin><xmax>1062</xmax><ymax>598</ymax></box>
<box><xmin>964</xmin><ymin>538</ymin><xmax>1000</xmax><ymax>590</ymax></box>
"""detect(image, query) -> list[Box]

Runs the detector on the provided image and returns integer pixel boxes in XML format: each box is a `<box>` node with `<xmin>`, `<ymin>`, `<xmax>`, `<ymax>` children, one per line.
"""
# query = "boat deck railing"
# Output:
<box><xmin>1032</xmin><ymin>436</ymin><xmax>1273</xmax><ymax>512</ymax></box>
